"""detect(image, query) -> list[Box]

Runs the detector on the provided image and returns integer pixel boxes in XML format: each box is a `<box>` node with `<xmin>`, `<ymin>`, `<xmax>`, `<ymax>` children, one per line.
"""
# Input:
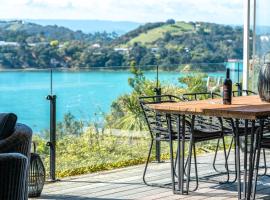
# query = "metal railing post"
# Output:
<box><xmin>46</xmin><ymin>69</ymin><xmax>57</xmax><ymax>182</ymax></box>
<box><xmin>46</xmin><ymin>94</ymin><xmax>57</xmax><ymax>181</ymax></box>
<box><xmin>155</xmin><ymin>65</ymin><xmax>162</xmax><ymax>162</ymax></box>
<box><xmin>236</xmin><ymin>62</ymin><xmax>242</xmax><ymax>96</ymax></box>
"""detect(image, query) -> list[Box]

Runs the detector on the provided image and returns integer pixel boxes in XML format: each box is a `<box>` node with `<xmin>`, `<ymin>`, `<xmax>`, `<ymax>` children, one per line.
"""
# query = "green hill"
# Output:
<box><xmin>114</xmin><ymin>20</ymin><xmax>243</xmax><ymax>68</ymax></box>
<box><xmin>0</xmin><ymin>20</ymin><xmax>115</xmax><ymax>44</ymax></box>
<box><xmin>0</xmin><ymin>20</ymin><xmax>243</xmax><ymax>69</ymax></box>
<box><xmin>127</xmin><ymin>21</ymin><xmax>194</xmax><ymax>46</ymax></box>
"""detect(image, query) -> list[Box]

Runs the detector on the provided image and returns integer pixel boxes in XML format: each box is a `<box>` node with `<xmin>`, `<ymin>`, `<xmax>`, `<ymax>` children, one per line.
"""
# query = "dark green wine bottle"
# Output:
<box><xmin>223</xmin><ymin>68</ymin><xmax>232</xmax><ymax>105</ymax></box>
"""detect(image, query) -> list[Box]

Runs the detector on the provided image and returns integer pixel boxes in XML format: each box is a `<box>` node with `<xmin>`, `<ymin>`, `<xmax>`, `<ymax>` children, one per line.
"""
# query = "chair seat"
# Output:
<box><xmin>261</xmin><ymin>136</ymin><xmax>270</xmax><ymax>149</ymax></box>
<box><xmin>223</xmin><ymin>125</ymin><xmax>261</xmax><ymax>136</ymax></box>
<box><xmin>193</xmin><ymin>129</ymin><xmax>223</xmax><ymax>142</ymax></box>
<box><xmin>155</xmin><ymin>128</ymin><xmax>223</xmax><ymax>142</ymax></box>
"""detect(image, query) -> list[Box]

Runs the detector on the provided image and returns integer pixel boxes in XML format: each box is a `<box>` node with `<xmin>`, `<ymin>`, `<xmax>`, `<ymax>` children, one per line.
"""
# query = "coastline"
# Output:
<box><xmin>0</xmin><ymin>66</ymin><xmax>227</xmax><ymax>73</ymax></box>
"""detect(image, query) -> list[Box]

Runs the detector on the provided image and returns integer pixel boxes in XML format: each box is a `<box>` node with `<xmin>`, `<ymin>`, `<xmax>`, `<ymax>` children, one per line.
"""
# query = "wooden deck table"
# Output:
<box><xmin>149</xmin><ymin>95</ymin><xmax>270</xmax><ymax>200</ymax></box>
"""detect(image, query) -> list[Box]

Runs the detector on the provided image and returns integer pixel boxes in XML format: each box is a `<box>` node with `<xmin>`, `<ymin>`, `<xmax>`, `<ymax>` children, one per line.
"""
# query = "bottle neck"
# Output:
<box><xmin>226</xmin><ymin>69</ymin><xmax>230</xmax><ymax>79</ymax></box>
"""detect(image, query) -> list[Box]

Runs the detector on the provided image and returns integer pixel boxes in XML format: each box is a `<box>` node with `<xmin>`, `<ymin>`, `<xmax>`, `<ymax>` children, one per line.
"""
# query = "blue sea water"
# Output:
<box><xmin>0</xmin><ymin>70</ymin><xmax>229</xmax><ymax>133</ymax></box>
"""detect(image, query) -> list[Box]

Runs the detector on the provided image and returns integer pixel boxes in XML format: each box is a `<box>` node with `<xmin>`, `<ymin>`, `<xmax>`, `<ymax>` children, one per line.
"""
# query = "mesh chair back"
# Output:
<box><xmin>182</xmin><ymin>92</ymin><xmax>221</xmax><ymax>101</ymax></box>
<box><xmin>182</xmin><ymin>92</ymin><xmax>222</xmax><ymax>132</ymax></box>
<box><xmin>232</xmin><ymin>90</ymin><xmax>257</xmax><ymax>97</ymax></box>
<box><xmin>139</xmin><ymin>95</ymin><xmax>185</xmax><ymax>140</ymax></box>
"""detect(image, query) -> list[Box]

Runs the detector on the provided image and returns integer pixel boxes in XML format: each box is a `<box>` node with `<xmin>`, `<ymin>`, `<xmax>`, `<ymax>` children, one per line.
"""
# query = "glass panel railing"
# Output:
<box><xmin>43</xmin><ymin>63</ymin><xmax>239</xmax><ymax>177</ymax></box>
<box><xmin>0</xmin><ymin>70</ymin><xmax>50</xmax><ymax>133</ymax></box>
<box><xmin>0</xmin><ymin>62</ymin><xmax>243</xmax><ymax>179</ymax></box>
<box><xmin>0</xmin><ymin>69</ymin><xmax>51</xmax><ymax>177</ymax></box>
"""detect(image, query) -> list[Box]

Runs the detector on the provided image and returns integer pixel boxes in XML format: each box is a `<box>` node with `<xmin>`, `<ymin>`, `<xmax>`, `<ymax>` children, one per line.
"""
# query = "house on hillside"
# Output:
<box><xmin>0</xmin><ymin>41</ymin><xmax>19</xmax><ymax>46</ymax></box>
<box><xmin>92</xmin><ymin>43</ymin><xmax>101</xmax><ymax>48</ymax></box>
<box><xmin>114</xmin><ymin>47</ymin><xmax>130</xmax><ymax>54</ymax></box>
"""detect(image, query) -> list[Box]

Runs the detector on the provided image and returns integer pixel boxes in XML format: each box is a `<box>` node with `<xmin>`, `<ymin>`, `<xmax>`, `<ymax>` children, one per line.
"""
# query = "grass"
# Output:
<box><xmin>34</xmin><ymin>126</ymin><xmax>232</xmax><ymax>178</ymax></box>
<box><xmin>127</xmin><ymin>21</ymin><xmax>194</xmax><ymax>46</ymax></box>
<box><xmin>34</xmin><ymin>127</ymin><xmax>151</xmax><ymax>178</ymax></box>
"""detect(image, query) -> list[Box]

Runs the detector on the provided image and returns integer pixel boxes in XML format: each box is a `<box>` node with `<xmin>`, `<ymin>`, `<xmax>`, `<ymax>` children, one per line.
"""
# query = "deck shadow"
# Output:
<box><xmin>38</xmin><ymin>194</ymin><xmax>124</xmax><ymax>200</ymax></box>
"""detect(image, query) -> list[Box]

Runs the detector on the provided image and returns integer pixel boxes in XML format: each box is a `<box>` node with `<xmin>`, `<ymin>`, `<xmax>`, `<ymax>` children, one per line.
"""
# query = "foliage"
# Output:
<box><xmin>0</xmin><ymin>20</ymin><xmax>241</xmax><ymax>70</ymax></box>
<box><xmin>42</xmin><ymin>112</ymin><xmax>84</xmax><ymax>139</ymax></box>
<box><xmin>105</xmin><ymin>61</ymin><xmax>185</xmax><ymax>131</ymax></box>
<box><xmin>178</xmin><ymin>73</ymin><xmax>208</xmax><ymax>93</ymax></box>
<box><xmin>35</xmin><ymin>112</ymin><xmax>230</xmax><ymax>178</ymax></box>
<box><xmin>35</xmin><ymin>114</ymin><xmax>231</xmax><ymax>178</ymax></box>
<box><xmin>33</xmin><ymin>71</ymin><xmax>227</xmax><ymax>178</ymax></box>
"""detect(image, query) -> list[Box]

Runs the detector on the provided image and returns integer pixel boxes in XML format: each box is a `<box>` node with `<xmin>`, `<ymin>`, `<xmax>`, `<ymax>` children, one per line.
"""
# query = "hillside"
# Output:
<box><xmin>25</xmin><ymin>19</ymin><xmax>141</xmax><ymax>35</ymax></box>
<box><xmin>0</xmin><ymin>20</ymin><xmax>244</xmax><ymax>70</ymax></box>
<box><xmin>127</xmin><ymin>21</ymin><xmax>194</xmax><ymax>46</ymax></box>
<box><xmin>0</xmin><ymin>20</ymin><xmax>115</xmax><ymax>44</ymax></box>
<box><xmin>114</xmin><ymin>20</ymin><xmax>243</xmax><ymax>66</ymax></box>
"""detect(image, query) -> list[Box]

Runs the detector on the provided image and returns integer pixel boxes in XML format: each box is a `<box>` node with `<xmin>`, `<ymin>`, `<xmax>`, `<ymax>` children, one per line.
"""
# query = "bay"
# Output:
<box><xmin>0</xmin><ymin>70</ymin><xmax>229</xmax><ymax>133</ymax></box>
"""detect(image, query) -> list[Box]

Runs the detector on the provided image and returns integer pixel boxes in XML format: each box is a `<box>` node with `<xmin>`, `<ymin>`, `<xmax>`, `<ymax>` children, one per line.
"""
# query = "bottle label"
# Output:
<box><xmin>223</xmin><ymin>85</ymin><xmax>232</xmax><ymax>104</ymax></box>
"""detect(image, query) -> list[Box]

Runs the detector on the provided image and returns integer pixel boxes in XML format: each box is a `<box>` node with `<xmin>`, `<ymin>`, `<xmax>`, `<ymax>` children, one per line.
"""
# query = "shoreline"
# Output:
<box><xmin>0</xmin><ymin>67</ymin><xmax>226</xmax><ymax>73</ymax></box>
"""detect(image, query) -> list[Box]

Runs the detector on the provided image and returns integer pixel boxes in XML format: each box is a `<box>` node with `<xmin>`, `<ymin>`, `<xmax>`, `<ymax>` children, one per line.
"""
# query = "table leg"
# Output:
<box><xmin>246</xmin><ymin>121</ymin><xmax>255</xmax><ymax>200</ymax></box>
<box><xmin>252</xmin><ymin>119</ymin><xmax>264</xmax><ymax>200</ymax></box>
<box><xmin>243</xmin><ymin>120</ymin><xmax>248</xmax><ymax>198</ymax></box>
<box><xmin>177</xmin><ymin>114</ymin><xmax>186</xmax><ymax>194</ymax></box>
<box><xmin>182</xmin><ymin>115</ymin><xmax>186</xmax><ymax>193</ymax></box>
<box><xmin>166</xmin><ymin>114</ymin><xmax>176</xmax><ymax>193</ymax></box>
<box><xmin>176</xmin><ymin>115</ymin><xmax>181</xmax><ymax>193</ymax></box>
<box><xmin>186</xmin><ymin>115</ymin><xmax>195</xmax><ymax>194</ymax></box>
<box><xmin>231</xmin><ymin>119</ymin><xmax>242</xmax><ymax>200</ymax></box>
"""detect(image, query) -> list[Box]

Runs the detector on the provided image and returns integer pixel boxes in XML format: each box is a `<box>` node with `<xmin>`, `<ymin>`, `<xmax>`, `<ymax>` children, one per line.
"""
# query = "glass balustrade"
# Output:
<box><xmin>0</xmin><ymin>62</ymin><xmax>242</xmax><ymax>178</ymax></box>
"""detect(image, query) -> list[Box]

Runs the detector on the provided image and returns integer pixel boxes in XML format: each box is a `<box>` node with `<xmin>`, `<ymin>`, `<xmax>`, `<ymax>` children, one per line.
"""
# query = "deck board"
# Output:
<box><xmin>31</xmin><ymin>152</ymin><xmax>270</xmax><ymax>200</ymax></box>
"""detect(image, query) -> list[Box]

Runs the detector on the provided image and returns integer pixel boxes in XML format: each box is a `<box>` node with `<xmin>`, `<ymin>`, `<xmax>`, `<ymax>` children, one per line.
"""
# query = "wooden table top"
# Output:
<box><xmin>148</xmin><ymin>95</ymin><xmax>270</xmax><ymax>120</ymax></box>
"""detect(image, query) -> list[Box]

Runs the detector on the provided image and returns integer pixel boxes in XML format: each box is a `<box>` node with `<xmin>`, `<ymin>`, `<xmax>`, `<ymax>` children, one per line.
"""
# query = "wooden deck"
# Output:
<box><xmin>31</xmin><ymin>152</ymin><xmax>270</xmax><ymax>200</ymax></box>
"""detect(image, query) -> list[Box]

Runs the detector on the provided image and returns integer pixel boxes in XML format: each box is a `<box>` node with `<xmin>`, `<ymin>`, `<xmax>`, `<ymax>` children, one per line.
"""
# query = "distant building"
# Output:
<box><xmin>92</xmin><ymin>43</ymin><xmax>101</xmax><ymax>48</ymax></box>
<box><xmin>151</xmin><ymin>47</ymin><xmax>159</xmax><ymax>53</ymax></box>
<box><xmin>114</xmin><ymin>47</ymin><xmax>130</xmax><ymax>54</ymax></box>
<box><xmin>28</xmin><ymin>42</ymin><xmax>49</xmax><ymax>47</ymax></box>
<box><xmin>0</xmin><ymin>41</ymin><xmax>19</xmax><ymax>46</ymax></box>
<box><xmin>260</xmin><ymin>35</ymin><xmax>270</xmax><ymax>42</ymax></box>
<box><xmin>226</xmin><ymin>59</ymin><xmax>243</xmax><ymax>71</ymax></box>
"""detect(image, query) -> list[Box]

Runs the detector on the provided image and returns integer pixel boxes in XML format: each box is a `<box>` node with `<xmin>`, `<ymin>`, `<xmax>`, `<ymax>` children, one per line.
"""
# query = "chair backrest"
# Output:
<box><xmin>139</xmin><ymin>95</ymin><xmax>182</xmax><ymax>139</ymax></box>
<box><xmin>232</xmin><ymin>90</ymin><xmax>257</xmax><ymax>97</ymax></box>
<box><xmin>181</xmin><ymin>92</ymin><xmax>222</xmax><ymax>132</ymax></box>
<box><xmin>182</xmin><ymin>92</ymin><xmax>221</xmax><ymax>101</ymax></box>
<box><xmin>225</xmin><ymin>90</ymin><xmax>258</xmax><ymax>130</ymax></box>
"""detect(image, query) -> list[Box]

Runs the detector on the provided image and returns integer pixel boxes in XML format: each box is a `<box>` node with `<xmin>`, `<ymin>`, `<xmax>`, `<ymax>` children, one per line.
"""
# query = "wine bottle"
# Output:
<box><xmin>223</xmin><ymin>68</ymin><xmax>232</xmax><ymax>105</ymax></box>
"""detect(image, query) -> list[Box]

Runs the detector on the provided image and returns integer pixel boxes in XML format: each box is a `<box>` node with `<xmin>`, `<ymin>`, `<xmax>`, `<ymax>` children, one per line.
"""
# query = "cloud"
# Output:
<box><xmin>0</xmin><ymin>0</ymin><xmax>243</xmax><ymax>24</ymax></box>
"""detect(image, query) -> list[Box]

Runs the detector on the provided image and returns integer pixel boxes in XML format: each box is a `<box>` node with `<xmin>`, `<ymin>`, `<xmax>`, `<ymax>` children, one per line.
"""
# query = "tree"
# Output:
<box><xmin>139</xmin><ymin>52</ymin><xmax>156</xmax><ymax>66</ymax></box>
<box><xmin>105</xmin><ymin>51</ymin><xmax>123</xmax><ymax>67</ymax></box>
<box><xmin>166</xmin><ymin>19</ymin><xmax>176</xmax><ymax>24</ymax></box>
<box><xmin>129</xmin><ymin>43</ymin><xmax>147</xmax><ymax>65</ymax></box>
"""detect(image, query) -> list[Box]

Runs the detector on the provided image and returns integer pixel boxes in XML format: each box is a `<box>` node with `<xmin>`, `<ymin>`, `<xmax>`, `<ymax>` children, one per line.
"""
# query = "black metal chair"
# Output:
<box><xmin>139</xmin><ymin>95</ymin><xmax>185</xmax><ymax>188</ymax></box>
<box><xmin>182</xmin><ymin>92</ymin><xmax>229</xmax><ymax>181</ymax></box>
<box><xmin>225</xmin><ymin>90</ymin><xmax>267</xmax><ymax>180</ymax></box>
<box><xmin>139</xmin><ymin>94</ymin><xmax>229</xmax><ymax>191</ymax></box>
<box><xmin>232</xmin><ymin>89</ymin><xmax>257</xmax><ymax>97</ymax></box>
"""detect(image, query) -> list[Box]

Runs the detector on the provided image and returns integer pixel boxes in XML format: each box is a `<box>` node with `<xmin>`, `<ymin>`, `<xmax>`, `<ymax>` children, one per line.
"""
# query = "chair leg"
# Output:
<box><xmin>212</xmin><ymin>138</ymin><xmax>220</xmax><ymax>173</ymax></box>
<box><xmin>174</xmin><ymin>145</ymin><xmax>179</xmax><ymax>178</ymax></box>
<box><xmin>229</xmin><ymin>141</ymin><xmax>238</xmax><ymax>183</ymax></box>
<box><xmin>222</xmin><ymin>136</ymin><xmax>230</xmax><ymax>183</ymax></box>
<box><xmin>260</xmin><ymin>149</ymin><xmax>267</xmax><ymax>176</ymax></box>
<box><xmin>186</xmin><ymin>138</ymin><xmax>194</xmax><ymax>193</ymax></box>
<box><xmin>192</xmin><ymin>143</ymin><xmax>199</xmax><ymax>191</ymax></box>
<box><xmin>226</xmin><ymin>137</ymin><xmax>234</xmax><ymax>161</ymax></box>
<box><xmin>143</xmin><ymin>139</ymin><xmax>154</xmax><ymax>185</ymax></box>
<box><xmin>226</xmin><ymin>137</ymin><xmax>237</xmax><ymax>183</ymax></box>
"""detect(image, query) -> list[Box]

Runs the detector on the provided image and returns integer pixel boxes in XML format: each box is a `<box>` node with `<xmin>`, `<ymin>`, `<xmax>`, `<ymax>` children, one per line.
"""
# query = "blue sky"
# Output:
<box><xmin>0</xmin><ymin>0</ymin><xmax>243</xmax><ymax>24</ymax></box>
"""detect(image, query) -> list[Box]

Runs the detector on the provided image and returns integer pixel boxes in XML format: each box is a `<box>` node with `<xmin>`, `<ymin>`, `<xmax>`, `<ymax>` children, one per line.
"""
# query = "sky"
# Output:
<box><xmin>0</xmin><ymin>0</ymin><xmax>244</xmax><ymax>24</ymax></box>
